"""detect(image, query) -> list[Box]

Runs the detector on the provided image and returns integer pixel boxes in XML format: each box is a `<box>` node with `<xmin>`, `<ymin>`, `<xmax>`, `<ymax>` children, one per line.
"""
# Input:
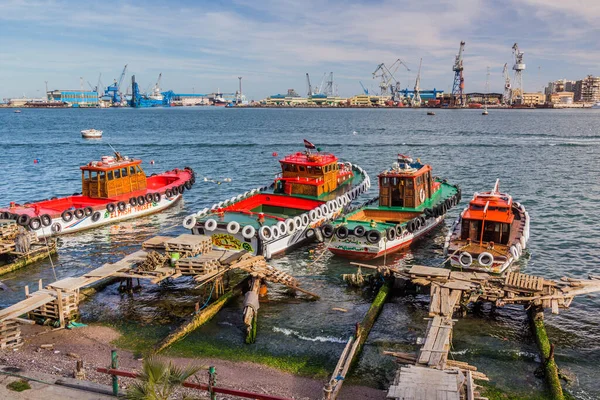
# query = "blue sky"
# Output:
<box><xmin>1</xmin><ymin>0</ymin><xmax>599</xmax><ymax>100</ymax></box>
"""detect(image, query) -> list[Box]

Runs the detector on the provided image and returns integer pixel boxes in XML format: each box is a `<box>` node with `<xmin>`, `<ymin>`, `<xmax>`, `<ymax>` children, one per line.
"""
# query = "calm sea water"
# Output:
<box><xmin>1</xmin><ymin>107</ymin><xmax>599</xmax><ymax>398</ymax></box>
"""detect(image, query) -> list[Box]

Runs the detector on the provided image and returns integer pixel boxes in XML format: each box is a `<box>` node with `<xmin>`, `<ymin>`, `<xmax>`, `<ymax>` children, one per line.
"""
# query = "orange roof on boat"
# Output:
<box><xmin>80</xmin><ymin>155</ymin><xmax>142</xmax><ymax>172</ymax></box>
<box><xmin>279</xmin><ymin>152</ymin><xmax>338</xmax><ymax>167</ymax></box>
<box><xmin>462</xmin><ymin>180</ymin><xmax>514</xmax><ymax>224</ymax></box>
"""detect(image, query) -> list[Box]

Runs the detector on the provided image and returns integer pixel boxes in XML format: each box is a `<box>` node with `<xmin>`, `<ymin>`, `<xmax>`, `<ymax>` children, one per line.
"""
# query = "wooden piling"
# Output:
<box><xmin>243</xmin><ymin>277</ymin><xmax>261</xmax><ymax>344</ymax></box>
<box><xmin>529</xmin><ymin>305</ymin><xmax>564</xmax><ymax>400</ymax></box>
<box><xmin>355</xmin><ymin>280</ymin><xmax>392</xmax><ymax>358</ymax></box>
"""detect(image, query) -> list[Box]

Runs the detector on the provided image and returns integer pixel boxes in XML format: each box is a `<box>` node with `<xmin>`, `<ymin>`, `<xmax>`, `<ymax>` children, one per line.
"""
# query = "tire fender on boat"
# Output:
<box><xmin>271</xmin><ymin>226</ymin><xmax>281</xmax><ymax>240</ymax></box>
<box><xmin>242</xmin><ymin>225</ymin><xmax>256</xmax><ymax>239</ymax></box>
<box><xmin>305</xmin><ymin>228</ymin><xmax>316</xmax><ymax>240</ymax></box>
<box><xmin>29</xmin><ymin>217</ymin><xmax>42</xmax><ymax>230</ymax></box>
<box><xmin>386</xmin><ymin>227</ymin><xmax>396</xmax><ymax>241</ymax></box>
<box><xmin>92</xmin><ymin>212</ymin><xmax>101</xmax><ymax>222</ymax></box>
<box><xmin>515</xmin><ymin>242</ymin><xmax>523</xmax><ymax>257</ymax></box>
<box><xmin>74</xmin><ymin>208</ymin><xmax>85</xmax><ymax>219</ymax></box>
<box><xmin>319</xmin><ymin>204</ymin><xmax>329</xmax><ymax>218</ymax></box>
<box><xmin>510</xmin><ymin>246</ymin><xmax>520</xmax><ymax>261</ymax></box>
<box><xmin>336</xmin><ymin>225</ymin><xmax>349</xmax><ymax>239</ymax></box>
<box><xmin>286</xmin><ymin>218</ymin><xmax>296</xmax><ymax>234</ymax></box>
<box><xmin>185</xmin><ymin>181</ymin><xmax>192</xmax><ymax>190</ymax></box>
<box><xmin>309</xmin><ymin>209</ymin><xmax>318</xmax><ymax>222</ymax></box>
<box><xmin>406</xmin><ymin>220</ymin><xmax>415</xmax><ymax>233</ymax></box>
<box><xmin>276</xmin><ymin>221</ymin><xmax>287</xmax><ymax>236</ymax></box>
<box><xmin>137</xmin><ymin>196</ymin><xmax>146</xmax><ymax>205</ymax></box>
<box><xmin>83</xmin><ymin>207</ymin><xmax>93</xmax><ymax>217</ymax></box>
<box><xmin>259</xmin><ymin>225</ymin><xmax>272</xmax><ymax>241</ymax></box>
<box><xmin>196</xmin><ymin>208</ymin><xmax>209</xmax><ymax>217</ymax></box>
<box><xmin>183</xmin><ymin>215</ymin><xmax>197</xmax><ymax>229</ymax></box>
<box><xmin>478</xmin><ymin>252</ymin><xmax>494</xmax><ymax>268</ymax></box>
<box><xmin>366</xmin><ymin>229</ymin><xmax>381</xmax><ymax>244</ymax></box>
<box><xmin>459</xmin><ymin>252</ymin><xmax>473</xmax><ymax>267</ymax></box>
<box><xmin>227</xmin><ymin>220</ymin><xmax>240</xmax><ymax>234</ymax></box>
<box><xmin>129</xmin><ymin>197</ymin><xmax>138</xmax><ymax>207</ymax></box>
<box><xmin>205</xmin><ymin>218</ymin><xmax>217</xmax><ymax>231</ymax></box>
<box><xmin>165</xmin><ymin>189</ymin><xmax>172</xmax><ymax>198</ymax></box>
<box><xmin>293</xmin><ymin>216</ymin><xmax>303</xmax><ymax>230</ymax></box>
<box><xmin>117</xmin><ymin>202</ymin><xmax>127</xmax><ymax>211</ymax></box>
<box><xmin>395</xmin><ymin>224</ymin><xmax>404</xmax><ymax>237</ymax></box>
<box><xmin>327</xmin><ymin>201</ymin><xmax>336</xmax><ymax>214</ymax></box>
<box><xmin>145</xmin><ymin>193</ymin><xmax>153</xmax><ymax>203</ymax></box>
<box><xmin>16</xmin><ymin>214</ymin><xmax>30</xmax><ymax>227</ymax></box>
<box><xmin>353</xmin><ymin>225</ymin><xmax>366</xmax><ymax>237</ymax></box>
<box><xmin>41</xmin><ymin>214</ymin><xmax>52</xmax><ymax>227</ymax></box>
<box><xmin>153</xmin><ymin>193</ymin><xmax>161</xmax><ymax>203</ymax></box>
<box><xmin>61</xmin><ymin>210</ymin><xmax>74</xmax><ymax>222</ymax></box>
<box><xmin>321</xmin><ymin>224</ymin><xmax>334</xmax><ymax>238</ymax></box>
<box><xmin>106</xmin><ymin>203</ymin><xmax>116</xmax><ymax>213</ymax></box>
<box><xmin>301</xmin><ymin>213</ymin><xmax>310</xmax><ymax>226</ymax></box>
<box><xmin>51</xmin><ymin>222</ymin><xmax>62</xmax><ymax>234</ymax></box>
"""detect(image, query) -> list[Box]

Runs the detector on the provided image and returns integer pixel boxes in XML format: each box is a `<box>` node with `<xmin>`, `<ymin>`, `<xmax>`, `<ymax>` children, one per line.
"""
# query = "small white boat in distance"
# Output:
<box><xmin>81</xmin><ymin>129</ymin><xmax>103</xmax><ymax>139</ymax></box>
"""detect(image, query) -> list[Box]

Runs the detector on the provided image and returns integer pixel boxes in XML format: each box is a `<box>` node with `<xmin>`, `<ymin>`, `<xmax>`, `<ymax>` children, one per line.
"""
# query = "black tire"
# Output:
<box><xmin>305</xmin><ymin>228</ymin><xmax>316</xmax><ymax>239</ymax></box>
<box><xmin>165</xmin><ymin>189</ymin><xmax>172</xmax><ymax>197</ymax></box>
<box><xmin>117</xmin><ymin>201</ymin><xmax>127</xmax><ymax>212</ymax></box>
<box><xmin>0</xmin><ymin>211</ymin><xmax>10</xmax><ymax>220</ymax></box>
<box><xmin>17</xmin><ymin>214</ymin><xmax>30</xmax><ymax>226</ymax></box>
<box><xmin>353</xmin><ymin>225</ymin><xmax>366</xmax><ymax>237</ymax></box>
<box><xmin>51</xmin><ymin>222</ymin><xmax>62</xmax><ymax>233</ymax></box>
<box><xmin>366</xmin><ymin>229</ymin><xmax>381</xmax><ymax>244</ymax></box>
<box><xmin>92</xmin><ymin>211</ymin><xmax>101</xmax><ymax>222</ymax></box>
<box><xmin>424</xmin><ymin>208</ymin><xmax>433</xmax><ymax>218</ymax></box>
<box><xmin>74</xmin><ymin>208</ymin><xmax>85</xmax><ymax>219</ymax></box>
<box><xmin>62</xmin><ymin>210</ymin><xmax>73</xmax><ymax>222</ymax></box>
<box><xmin>9</xmin><ymin>213</ymin><xmax>18</xmax><ymax>220</ymax></box>
<box><xmin>40</xmin><ymin>214</ymin><xmax>52</xmax><ymax>227</ymax></box>
<box><xmin>185</xmin><ymin>181</ymin><xmax>192</xmax><ymax>190</ymax></box>
<box><xmin>395</xmin><ymin>224</ymin><xmax>404</xmax><ymax>237</ymax></box>
<box><xmin>29</xmin><ymin>217</ymin><xmax>42</xmax><ymax>230</ymax></box>
<box><xmin>153</xmin><ymin>193</ymin><xmax>160</xmax><ymax>203</ymax></box>
<box><xmin>321</xmin><ymin>224</ymin><xmax>334</xmax><ymax>238</ymax></box>
<box><xmin>129</xmin><ymin>197</ymin><xmax>138</xmax><ymax>207</ymax></box>
<box><xmin>106</xmin><ymin>203</ymin><xmax>116</xmax><ymax>213</ymax></box>
<box><xmin>336</xmin><ymin>225</ymin><xmax>349</xmax><ymax>239</ymax></box>
<box><xmin>386</xmin><ymin>227</ymin><xmax>396</xmax><ymax>241</ymax></box>
<box><xmin>420</xmin><ymin>216</ymin><xmax>426</xmax><ymax>227</ymax></box>
<box><xmin>145</xmin><ymin>193</ymin><xmax>153</xmax><ymax>203</ymax></box>
<box><xmin>137</xmin><ymin>196</ymin><xmax>145</xmax><ymax>205</ymax></box>
<box><xmin>407</xmin><ymin>220</ymin><xmax>415</xmax><ymax>233</ymax></box>
<box><xmin>178</xmin><ymin>185</ymin><xmax>185</xmax><ymax>194</ymax></box>
<box><xmin>83</xmin><ymin>206</ymin><xmax>93</xmax><ymax>217</ymax></box>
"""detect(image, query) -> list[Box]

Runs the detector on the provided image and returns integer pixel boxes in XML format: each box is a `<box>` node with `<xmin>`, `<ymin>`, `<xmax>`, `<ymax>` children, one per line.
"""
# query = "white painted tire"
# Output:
<box><xmin>520</xmin><ymin>236</ymin><xmax>527</xmax><ymax>250</ymax></box>
<box><xmin>478</xmin><ymin>252</ymin><xmax>494</xmax><ymax>268</ymax></box>
<box><xmin>196</xmin><ymin>207</ymin><xmax>209</xmax><ymax>217</ymax></box>
<box><xmin>286</xmin><ymin>218</ymin><xmax>296</xmax><ymax>234</ymax></box>
<box><xmin>277</xmin><ymin>221</ymin><xmax>287</xmax><ymax>236</ymax></box>
<box><xmin>515</xmin><ymin>242</ymin><xmax>523</xmax><ymax>256</ymax></box>
<box><xmin>227</xmin><ymin>221</ymin><xmax>240</xmax><ymax>234</ymax></box>
<box><xmin>236</xmin><ymin>194</ymin><xmax>243</xmax><ymax>201</ymax></box>
<box><xmin>459</xmin><ymin>252</ymin><xmax>472</xmax><ymax>267</ymax></box>
<box><xmin>211</xmin><ymin>203</ymin><xmax>218</xmax><ymax>210</ymax></box>
<box><xmin>301</xmin><ymin>213</ymin><xmax>310</xmax><ymax>226</ymax></box>
<box><xmin>183</xmin><ymin>215</ymin><xmax>197</xmax><ymax>229</ymax></box>
<box><xmin>243</xmin><ymin>191</ymin><xmax>250</xmax><ymax>198</ymax></box>
<box><xmin>259</xmin><ymin>225</ymin><xmax>273</xmax><ymax>241</ymax></box>
<box><xmin>205</xmin><ymin>219</ymin><xmax>217</xmax><ymax>231</ymax></box>
<box><xmin>309</xmin><ymin>209</ymin><xmax>318</xmax><ymax>221</ymax></box>
<box><xmin>230</xmin><ymin>196</ymin><xmax>238</xmax><ymax>204</ymax></box>
<box><xmin>319</xmin><ymin>204</ymin><xmax>329</xmax><ymax>217</ymax></box>
<box><xmin>217</xmin><ymin>201</ymin><xmax>224</xmax><ymax>208</ymax></box>
<box><xmin>242</xmin><ymin>225</ymin><xmax>256</xmax><ymax>239</ymax></box>
<box><xmin>510</xmin><ymin>245</ymin><xmax>520</xmax><ymax>261</ymax></box>
<box><xmin>293</xmin><ymin>216</ymin><xmax>303</xmax><ymax>230</ymax></box>
<box><xmin>327</xmin><ymin>201</ymin><xmax>335</xmax><ymax>213</ymax></box>
<box><xmin>271</xmin><ymin>226</ymin><xmax>281</xmax><ymax>239</ymax></box>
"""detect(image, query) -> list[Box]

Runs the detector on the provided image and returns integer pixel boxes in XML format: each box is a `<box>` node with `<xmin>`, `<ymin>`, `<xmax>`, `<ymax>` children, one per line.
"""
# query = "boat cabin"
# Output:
<box><xmin>81</xmin><ymin>154</ymin><xmax>147</xmax><ymax>198</ymax></box>
<box><xmin>460</xmin><ymin>182</ymin><xmax>514</xmax><ymax>245</ymax></box>
<box><xmin>378</xmin><ymin>155</ymin><xmax>433</xmax><ymax>208</ymax></box>
<box><xmin>274</xmin><ymin>151</ymin><xmax>344</xmax><ymax>197</ymax></box>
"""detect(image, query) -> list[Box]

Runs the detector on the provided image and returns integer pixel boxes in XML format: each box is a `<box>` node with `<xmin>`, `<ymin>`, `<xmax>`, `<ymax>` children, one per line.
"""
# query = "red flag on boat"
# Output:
<box><xmin>303</xmin><ymin>139</ymin><xmax>316</xmax><ymax>150</ymax></box>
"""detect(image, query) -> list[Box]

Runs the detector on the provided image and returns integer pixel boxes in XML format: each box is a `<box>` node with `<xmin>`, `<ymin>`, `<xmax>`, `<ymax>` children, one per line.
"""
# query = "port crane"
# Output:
<box><xmin>451</xmin><ymin>41</ymin><xmax>465</xmax><ymax>107</ymax></box>
<box><xmin>321</xmin><ymin>72</ymin><xmax>335</xmax><ymax>96</ymax></box>
<box><xmin>512</xmin><ymin>43</ymin><xmax>525</xmax><ymax>105</ymax></box>
<box><xmin>359</xmin><ymin>81</ymin><xmax>369</xmax><ymax>95</ymax></box>
<box><xmin>103</xmin><ymin>64</ymin><xmax>128</xmax><ymax>105</ymax></box>
<box><xmin>412</xmin><ymin>58</ymin><xmax>422</xmax><ymax>106</ymax></box>
<box><xmin>306</xmin><ymin>73</ymin><xmax>313</xmax><ymax>96</ymax></box>
<box><xmin>373</xmin><ymin>59</ymin><xmax>410</xmax><ymax>101</ymax></box>
<box><xmin>502</xmin><ymin>63</ymin><xmax>512</xmax><ymax>105</ymax></box>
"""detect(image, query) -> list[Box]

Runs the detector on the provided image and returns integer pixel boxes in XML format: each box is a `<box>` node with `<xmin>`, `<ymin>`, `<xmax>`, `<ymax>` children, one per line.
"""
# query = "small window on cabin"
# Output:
<box><xmin>392</xmin><ymin>177</ymin><xmax>398</xmax><ymax>186</ymax></box>
<box><xmin>382</xmin><ymin>177</ymin><xmax>389</xmax><ymax>185</ymax></box>
<box><xmin>316</xmin><ymin>166</ymin><xmax>322</xmax><ymax>173</ymax></box>
<box><xmin>136</xmin><ymin>166</ymin><xmax>143</xmax><ymax>174</ymax></box>
<box><xmin>114</xmin><ymin>169</ymin><xmax>121</xmax><ymax>179</ymax></box>
<box><xmin>307</xmin><ymin>166</ymin><xmax>312</xmax><ymax>174</ymax></box>
<box><xmin>299</xmin><ymin>166</ymin><xmax>306</xmax><ymax>172</ymax></box>
<box><xmin>107</xmin><ymin>171</ymin><xmax>114</xmax><ymax>180</ymax></box>
<box><xmin>130</xmin><ymin>166</ymin><xmax>136</xmax><ymax>175</ymax></box>
<box><xmin>407</xmin><ymin>179</ymin><xmax>414</xmax><ymax>188</ymax></box>
<box><xmin>100</xmin><ymin>171</ymin><xmax>106</xmax><ymax>180</ymax></box>
<box><xmin>122</xmin><ymin>168</ymin><xmax>128</xmax><ymax>177</ymax></box>
<box><xmin>91</xmin><ymin>171</ymin><xmax>98</xmax><ymax>180</ymax></box>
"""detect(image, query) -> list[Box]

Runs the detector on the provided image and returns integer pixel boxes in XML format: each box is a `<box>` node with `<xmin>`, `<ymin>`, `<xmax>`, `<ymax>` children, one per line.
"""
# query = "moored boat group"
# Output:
<box><xmin>0</xmin><ymin>140</ymin><xmax>529</xmax><ymax>275</ymax></box>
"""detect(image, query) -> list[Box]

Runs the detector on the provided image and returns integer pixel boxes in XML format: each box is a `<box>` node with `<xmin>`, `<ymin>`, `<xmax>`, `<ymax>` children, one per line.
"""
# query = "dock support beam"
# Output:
<box><xmin>243</xmin><ymin>276</ymin><xmax>261</xmax><ymax>344</ymax></box>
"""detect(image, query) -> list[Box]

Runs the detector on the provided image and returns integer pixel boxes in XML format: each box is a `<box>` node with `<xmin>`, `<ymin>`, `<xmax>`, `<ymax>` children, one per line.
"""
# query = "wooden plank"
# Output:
<box><xmin>440</xmin><ymin>287</ymin><xmax>451</xmax><ymax>316</ymax></box>
<box><xmin>441</xmin><ymin>280</ymin><xmax>474</xmax><ymax>291</ymax></box>
<box><xmin>466</xmin><ymin>371</ymin><xmax>475</xmax><ymax>400</ymax></box>
<box><xmin>0</xmin><ymin>293</ymin><xmax>55</xmax><ymax>322</ymax></box>
<box><xmin>410</xmin><ymin>265</ymin><xmax>450</xmax><ymax>279</ymax></box>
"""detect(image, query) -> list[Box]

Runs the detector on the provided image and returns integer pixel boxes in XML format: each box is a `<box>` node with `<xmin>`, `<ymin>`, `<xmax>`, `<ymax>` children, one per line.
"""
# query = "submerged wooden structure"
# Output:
<box><xmin>0</xmin><ymin>234</ymin><xmax>317</xmax><ymax>349</ymax></box>
<box><xmin>0</xmin><ymin>219</ymin><xmax>57</xmax><ymax>277</ymax></box>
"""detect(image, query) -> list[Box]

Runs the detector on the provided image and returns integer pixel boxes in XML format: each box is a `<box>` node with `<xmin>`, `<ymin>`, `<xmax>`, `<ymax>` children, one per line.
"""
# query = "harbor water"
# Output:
<box><xmin>1</xmin><ymin>107</ymin><xmax>599</xmax><ymax>399</ymax></box>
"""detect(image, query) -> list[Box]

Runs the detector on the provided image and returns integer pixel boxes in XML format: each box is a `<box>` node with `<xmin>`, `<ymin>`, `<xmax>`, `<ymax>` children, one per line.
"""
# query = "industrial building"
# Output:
<box><xmin>521</xmin><ymin>92</ymin><xmax>546</xmax><ymax>106</ymax></box>
<box><xmin>47</xmin><ymin>90</ymin><xmax>98</xmax><ymax>107</ymax></box>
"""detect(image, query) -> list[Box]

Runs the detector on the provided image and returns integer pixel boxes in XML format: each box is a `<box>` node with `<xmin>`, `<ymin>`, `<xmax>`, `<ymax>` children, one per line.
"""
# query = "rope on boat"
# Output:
<box><xmin>438</xmin><ymin>244</ymin><xmax>470</xmax><ymax>269</ymax></box>
<box><xmin>39</xmin><ymin>224</ymin><xmax>58</xmax><ymax>281</ymax></box>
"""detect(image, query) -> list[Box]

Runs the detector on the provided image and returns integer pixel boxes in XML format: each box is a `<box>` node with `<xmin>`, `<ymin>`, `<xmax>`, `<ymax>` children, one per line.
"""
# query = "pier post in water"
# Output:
<box><xmin>243</xmin><ymin>276</ymin><xmax>261</xmax><ymax>344</ymax></box>
<box><xmin>111</xmin><ymin>349</ymin><xmax>119</xmax><ymax>396</ymax></box>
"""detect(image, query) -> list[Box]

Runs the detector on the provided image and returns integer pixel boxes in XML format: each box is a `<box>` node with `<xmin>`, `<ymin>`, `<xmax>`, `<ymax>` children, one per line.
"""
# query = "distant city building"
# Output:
<box><xmin>5</xmin><ymin>97</ymin><xmax>46</xmax><ymax>107</ymax></box>
<box><xmin>545</xmin><ymin>79</ymin><xmax>577</xmax><ymax>96</ymax></box>
<box><xmin>47</xmin><ymin>90</ymin><xmax>98</xmax><ymax>107</ymax></box>
<box><xmin>522</xmin><ymin>92</ymin><xmax>546</xmax><ymax>106</ymax></box>
<box><xmin>466</xmin><ymin>93</ymin><xmax>502</xmax><ymax>104</ymax></box>
<box><xmin>574</xmin><ymin>75</ymin><xmax>600</xmax><ymax>103</ymax></box>
<box><xmin>548</xmin><ymin>92</ymin><xmax>574</xmax><ymax>105</ymax></box>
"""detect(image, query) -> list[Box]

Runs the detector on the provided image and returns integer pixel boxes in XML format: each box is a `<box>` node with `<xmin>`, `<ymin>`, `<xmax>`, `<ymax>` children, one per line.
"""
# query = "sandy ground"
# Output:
<box><xmin>1</xmin><ymin>324</ymin><xmax>386</xmax><ymax>400</ymax></box>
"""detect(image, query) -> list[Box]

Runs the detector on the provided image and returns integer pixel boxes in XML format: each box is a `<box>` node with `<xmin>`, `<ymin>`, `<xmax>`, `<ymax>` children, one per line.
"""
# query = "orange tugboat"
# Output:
<box><xmin>444</xmin><ymin>179</ymin><xmax>530</xmax><ymax>274</ymax></box>
<box><xmin>0</xmin><ymin>152</ymin><xmax>195</xmax><ymax>238</ymax></box>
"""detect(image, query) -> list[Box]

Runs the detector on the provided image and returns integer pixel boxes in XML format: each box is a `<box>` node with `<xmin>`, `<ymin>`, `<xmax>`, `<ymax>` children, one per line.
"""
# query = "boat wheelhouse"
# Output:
<box><xmin>444</xmin><ymin>180</ymin><xmax>529</xmax><ymax>274</ymax></box>
<box><xmin>326</xmin><ymin>155</ymin><xmax>460</xmax><ymax>260</ymax></box>
<box><xmin>186</xmin><ymin>141</ymin><xmax>370</xmax><ymax>259</ymax></box>
<box><xmin>0</xmin><ymin>152</ymin><xmax>195</xmax><ymax>238</ymax></box>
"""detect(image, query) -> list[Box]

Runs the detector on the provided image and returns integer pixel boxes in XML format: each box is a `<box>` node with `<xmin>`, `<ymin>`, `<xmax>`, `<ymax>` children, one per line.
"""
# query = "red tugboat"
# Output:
<box><xmin>443</xmin><ymin>179</ymin><xmax>530</xmax><ymax>274</ymax></box>
<box><xmin>0</xmin><ymin>152</ymin><xmax>195</xmax><ymax>238</ymax></box>
<box><xmin>187</xmin><ymin>140</ymin><xmax>370</xmax><ymax>259</ymax></box>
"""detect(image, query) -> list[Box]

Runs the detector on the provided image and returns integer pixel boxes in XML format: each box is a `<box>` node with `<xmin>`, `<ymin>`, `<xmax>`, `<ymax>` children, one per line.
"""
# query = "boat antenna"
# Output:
<box><xmin>107</xmin><ymin>143</ymin><xmax>123</xmax><ymax>160</ymax></box>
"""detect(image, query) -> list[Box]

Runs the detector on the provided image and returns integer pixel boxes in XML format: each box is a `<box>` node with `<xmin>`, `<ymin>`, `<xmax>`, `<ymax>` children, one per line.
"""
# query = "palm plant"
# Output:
<box><xmin>126</xmin><ymin>356</ymin><xmax>204</xmax><ymax>400</ymax></box>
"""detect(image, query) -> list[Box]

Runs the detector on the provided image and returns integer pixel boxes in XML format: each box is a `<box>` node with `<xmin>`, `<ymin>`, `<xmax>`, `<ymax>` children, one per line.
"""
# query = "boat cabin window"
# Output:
<box><xmin>461</xmin><ymin>219</ymin><xmax>510</xmax><ymax>244</ymax></box>
<box><xmin>407</xmin><ymin>179</ymin><xmax>414</xmax><ymax>188</ymax></box>
<box><xmin>299</xmin><ymin>166</ymin><xmax>305</xmax><ymax>172</ymax></box>
<box><xmin>114</xmin><ymin>169</ymin><xmax>121</xmax><ymax>179</ymax></box>
<box><xmin>121</xmin><ymin>167</ymin><xmax>128</xmax><ymax>177</ymax></box>
<box><xmin>130</xmin><ymin>166</ymin><xmax>136</xmax><ymax>175</ymax></box>
<box><xmin>107</xmin><ymin>171</ymin><xmax>114</xmax><ymax>180</ymax></box>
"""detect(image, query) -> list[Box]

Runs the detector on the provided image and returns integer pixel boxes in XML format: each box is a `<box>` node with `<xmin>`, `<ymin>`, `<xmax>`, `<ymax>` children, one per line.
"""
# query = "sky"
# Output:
<box><xmin>1</xmin><ymin>0</ymin><xmax>599</xmax><ymax>100</ymax></box>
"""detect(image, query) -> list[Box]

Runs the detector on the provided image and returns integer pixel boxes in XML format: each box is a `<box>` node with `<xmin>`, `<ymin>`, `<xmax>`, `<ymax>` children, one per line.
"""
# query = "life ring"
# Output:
<box><xmin>419</xmin><ymin>188</ymin><xmax>426</xmax><ymax>203</ymax></box>
<box><xmin>145</xmin><ymin>193</ymin><xmax>154</xmax><ymax>203</ymax></box>
<box><xmin>301</xmin><ymin>214</ymin><xmax>310</xmax><ymax>226</ymax></box>
<box><xmin>74</xmin><ymin>208</ymin><xmax>85</xmax><ymax>219</ymax></box>
<box><xmin>117</xmin><ymin>202</ymin><xmax>127</xmax><ymax>211</ymax></box>
<box><xmin>395</xmin><ymin>224</ymin><xmax>404</xmax><ymax>237</ymax></box>
<box><xmin>92</xmin><ymin>211</ymin><xmax>101</xmax><ymax>222</ymax></box>
<box><xmin>309</xmin><ymin>209</ymin><xmax>318</xmax><ymax>221</ymax></box>
<box><xmin>29</xmin><ymin>217</ymin><xmax>42</xmax><ymax>230</ymax></box>
<box><xmin>366</xmin><ymin>230</ymin><xmax>381</xmax><ymax>244</ymax></box>
<box><xmin>321</xmin><ymin>224</ymin><xmax>334</xmax><ymax>238</ymax></box>
<box><xmin>336</xmin><ymin>225</ymin><xmax>349</xmax><ymax>239</ymax></box>
<box><xmin>510</xmin><ymin>245</ymin><xmax>520</xmax><ymax>261</ymax></box>
<box><xmin>459</xmin><ymin>252</ymin><xmax>473</xmax><ymax>267</ymax></box>
<box><xmin>205</xmin><ymin>218</ymin><xmax>217</xmax><ymax>231</ymax></box>
<box><xmin>478</xmin><ymin>252</ymin><xmax>494</xmax><ymax>267</ymax></box>
<box><xmin>40</xmin><ymin>214</ymin><xmax>52</xmax><ymax>227</ymax></box>
<box><xmin>83</xmin><ymin>206</ymin><xmax>93</xmax><ymax>217</ymax></box>
<box><xmin>17</xmin><ymin>214</ymin><xmax>30</xmax><ymax>226</ymax></box>
<box><xmin>293</xmin><ymin>216</ymin><xmax>303</xmax><ymax>230</ymax></box>
<box><xmin>61</xmin><ymin>210</ymin><xmax>74</xmax><ymax>222</ymax></box>
<box><xmin>242</xmin><ymin>225</ymin><xmax>256</xmax><ymax>239</ymax></box>
<box><xmin>153</xmin><ymin>193</ymin><xmax>161</xmax><ymax>203</ymax></box>
<box><xmin>106</xmin><ymin>203</ymin><xmax>116</xmax><ymax>213</ymax></box>
<box><xmin>277</xmin><ymin>221</ymin><xmax>288</xmax><ymax>236</ymax></box>
<box><xmin>185</xmin><ymin>181</ymin><xmax>192</xmax><ymax>190</ymax></box>
<box><xmin>227</xmin><ymin>221</ymin><xmax>241</xmax><ymax>234</ymax></box>
<box><xmin>184</xmin><ymin>215</ymin><xmax>197</xmax><ymax>229</ymax></box>
<box><xmin>386</xmin><ymin>227</ymin><xmax>396</xmax><ymax>241</ymax></box>
<box><xmin>129</xmin><ymin>197</ymin><xmax>138</xmax><ymax>207</ymax></box>
<box><xmin>353</xmin><ymin>225</ymin><xmax>366</xmax><ymax>237</ymax></box>
<box><xmin>51</xmin><ymin>222</ymin><xmax>62</xmax><ymax>233</ymax></box>
<box><xmin>259</xmin><ymin>225</ymin><xmax>273</xmax><ymax>241</ymax></box>
<box><xmin>137</xmin><ymin>196</ymin><xmax>146</xmax><ymax>205</ymax></box>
